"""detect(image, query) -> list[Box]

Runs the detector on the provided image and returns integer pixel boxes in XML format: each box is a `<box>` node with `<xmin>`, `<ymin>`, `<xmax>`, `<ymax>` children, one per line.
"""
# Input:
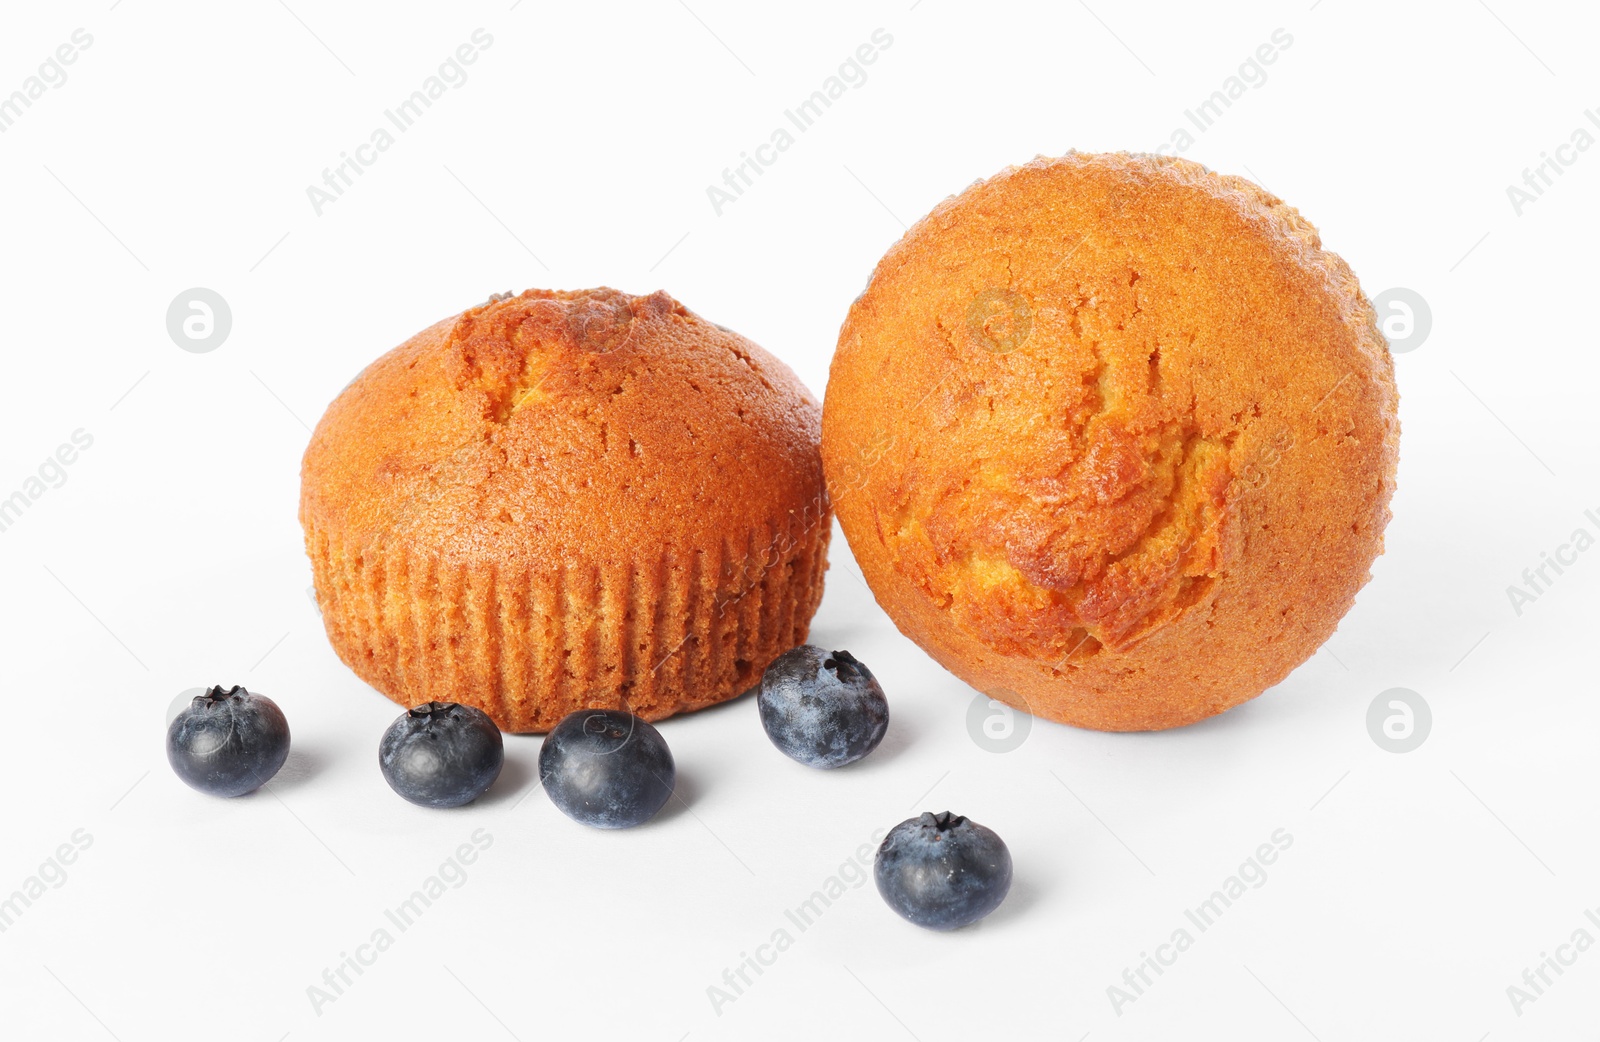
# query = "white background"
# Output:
<box><xmin>1</xmin><ymin>1</ymin><xmax>1596</xmax><ymax>1039</ymax></box>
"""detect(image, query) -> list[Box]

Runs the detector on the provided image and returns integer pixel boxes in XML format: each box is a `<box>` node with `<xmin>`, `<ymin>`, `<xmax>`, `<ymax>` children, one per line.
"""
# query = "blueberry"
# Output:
<box><xmin>758</xmin><ymin>645</ymin><xmax>888</xmax><ymax>768</ymax></box>
<box><xmin>379</xmin><ymin>702</ymin><xmax>504</xmax><ymax>808</ymax></box>
<box><xmin>539</xmin><ymin>709</ymin><xmax>674</xmax><ymax>829</ymax></box>
<box><xmin>875</xmin><ymin>811</ymin><xmax>1012</xmax><ymax>930</ymax></box>
<box><xmin>166</xmin><ymin>685</ymin><xmax>291</xmax><ymax>797</ymax></box>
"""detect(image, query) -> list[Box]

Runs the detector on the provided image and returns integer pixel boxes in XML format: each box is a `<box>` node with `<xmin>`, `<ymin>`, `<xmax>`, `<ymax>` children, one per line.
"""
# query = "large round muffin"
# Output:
<box><xmin>301</xmin><ymin>288</ymin><xmax>829</xmax><ymax>732</ymax></box>
<box><xmin>823</xmin><ymin>153</ymin><xmax>1398</xmax><ymax>731</ymax></box>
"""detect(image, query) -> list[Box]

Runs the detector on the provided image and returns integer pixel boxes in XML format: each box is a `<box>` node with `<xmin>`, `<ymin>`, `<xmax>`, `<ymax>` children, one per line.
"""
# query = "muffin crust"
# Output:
<box><xmin>302</xmin><ymin>288</ymin><xmax>829</xmax><ymax>732</ymax></box>
<box><xmin>823</xmin><ymin>153</ymin><xmax>1398</xmax><ymax>731</ymax></box>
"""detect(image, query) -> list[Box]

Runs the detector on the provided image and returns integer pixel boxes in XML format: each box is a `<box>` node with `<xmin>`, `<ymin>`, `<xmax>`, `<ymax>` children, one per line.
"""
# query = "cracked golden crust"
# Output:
<box><xmin>823</xmin><ymin>152</ymin><xmax>1398</xmax><ymax>731</ymax></box>
<box><xmin>300</xmin><ymin>288</ymin><xmax>830</xmax><ymax>731</ymax></box>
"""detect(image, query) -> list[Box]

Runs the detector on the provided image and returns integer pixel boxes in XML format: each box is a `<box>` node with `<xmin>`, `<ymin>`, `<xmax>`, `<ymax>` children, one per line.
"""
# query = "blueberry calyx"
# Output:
<box><xmin>823</xmin><ymin>650</ymin><xmax>869</xmax><ymax>684</ymax></box>
<box><xmin>922</xmin><ymin>810</ymin><xmax>966</xmax><ymax>832</ymax></box>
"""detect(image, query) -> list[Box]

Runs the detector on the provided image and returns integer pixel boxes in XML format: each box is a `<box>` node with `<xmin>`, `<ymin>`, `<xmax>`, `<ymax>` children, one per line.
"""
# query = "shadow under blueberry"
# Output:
<box><xmin>472</xmin><ymin>743</ymin><xmax>539</xmax><ymax>809</ymax></box>
<box><xmin>849</xmin><ymin>715</ymin><xmax>917</xmax><ymax>771</ymax></box>
<box><xmin>266</xmin><ymin>744</ymin><xmax>332</xmax><ymax>792</ymax></box>
<box><xmin>972</xmin><ymin>872</ymin><xmax>1041</xmax><ymax>931</ymax></box>
<box><xmin>649</xmin><ymin>768</ymin><xmax>698</xmax><ymax>825</ymax></box>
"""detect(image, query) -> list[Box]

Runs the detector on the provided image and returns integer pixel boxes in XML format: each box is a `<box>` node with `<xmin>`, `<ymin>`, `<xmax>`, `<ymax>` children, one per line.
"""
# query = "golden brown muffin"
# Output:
<box><xmin>301</xmin><ymin>288</ymin><xmax>829</xmax><ymax>732</ymax></box>
<box><xmin>823</xmin><ymin>153</ymin><xmax>1398</xmax><ymax>731</ymax></box>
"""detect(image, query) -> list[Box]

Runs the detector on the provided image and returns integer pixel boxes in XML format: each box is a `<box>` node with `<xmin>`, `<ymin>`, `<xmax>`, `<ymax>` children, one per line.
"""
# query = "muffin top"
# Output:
<box><xmin>825</xmin><ymin>153</ymin><xmax>1397</xmax><ymax>682</ymax></box>
<box><xmin>302</xmin><ymin>288</ymin><xmax>824</xmax><ymax>564</ymax></box>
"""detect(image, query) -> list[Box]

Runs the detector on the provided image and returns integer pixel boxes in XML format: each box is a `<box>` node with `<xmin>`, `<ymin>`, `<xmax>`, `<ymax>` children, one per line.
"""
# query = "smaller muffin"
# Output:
<box><xmin>300</xmin><ymin>288</ymin><xmax>830</xmax><ymax>732</ymax></box>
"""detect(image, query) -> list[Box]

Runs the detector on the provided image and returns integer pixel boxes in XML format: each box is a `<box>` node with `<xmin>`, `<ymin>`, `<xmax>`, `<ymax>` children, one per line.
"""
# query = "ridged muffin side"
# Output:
<box><xmin>301</xmin><ymin>288</ymin><xmax>829</xmax><ymax>732</ymax></box>
<box><xmin>304</xmin><ymin>512</ymin><xmax>828</xmax><ymax>732</ymax></box>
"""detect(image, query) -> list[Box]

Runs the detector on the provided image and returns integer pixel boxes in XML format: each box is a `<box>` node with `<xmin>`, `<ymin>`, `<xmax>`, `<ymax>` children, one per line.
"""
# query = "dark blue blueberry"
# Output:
<box><xmin>539</xmin><ymin>709</ymin><xmax>674</xmax><ymax>829</ymax></box>
<box><xmin>379</xmin><ymin>702</ymin><xmax>504</xmax><ymax>808</ymax></box>
<box><xmin>758</xmin><ymin>645</ymin><xmax>888</xmax><ymax>768</ymax></box>
<box><xmin>875</xmin><ymin>811</ymin><xmax>1012</xmax><ymax>930</ymax></box>
<box><xmin>166</xmin><ymin>685</ymin><xmax>291</xmax><ymax>797</ymax></box>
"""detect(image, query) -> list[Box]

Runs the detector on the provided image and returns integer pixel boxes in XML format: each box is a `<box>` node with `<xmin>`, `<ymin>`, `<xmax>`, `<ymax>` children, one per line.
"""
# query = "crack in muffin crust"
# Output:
<box><xmin>301</xmin><ymin>288</ymin><xmax>830</xmax><ymax>732</ymax></box>
<box><xmin>823</xmin><ymin>152</ymin><xmax>1399</xmax><ymax>731</ymax></box>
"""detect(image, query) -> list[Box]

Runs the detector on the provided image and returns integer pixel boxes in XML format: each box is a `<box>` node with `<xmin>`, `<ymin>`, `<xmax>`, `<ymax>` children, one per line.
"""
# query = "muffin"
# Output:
<box><xmin>823</xmin><ymin>153</ymin><xmax>1398</xmax><ymax>731</ymax></box>
<box><xmin>301</xmin><ymin>288</ymin><xmax>829</xmax><ymax>732</ymax></box>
